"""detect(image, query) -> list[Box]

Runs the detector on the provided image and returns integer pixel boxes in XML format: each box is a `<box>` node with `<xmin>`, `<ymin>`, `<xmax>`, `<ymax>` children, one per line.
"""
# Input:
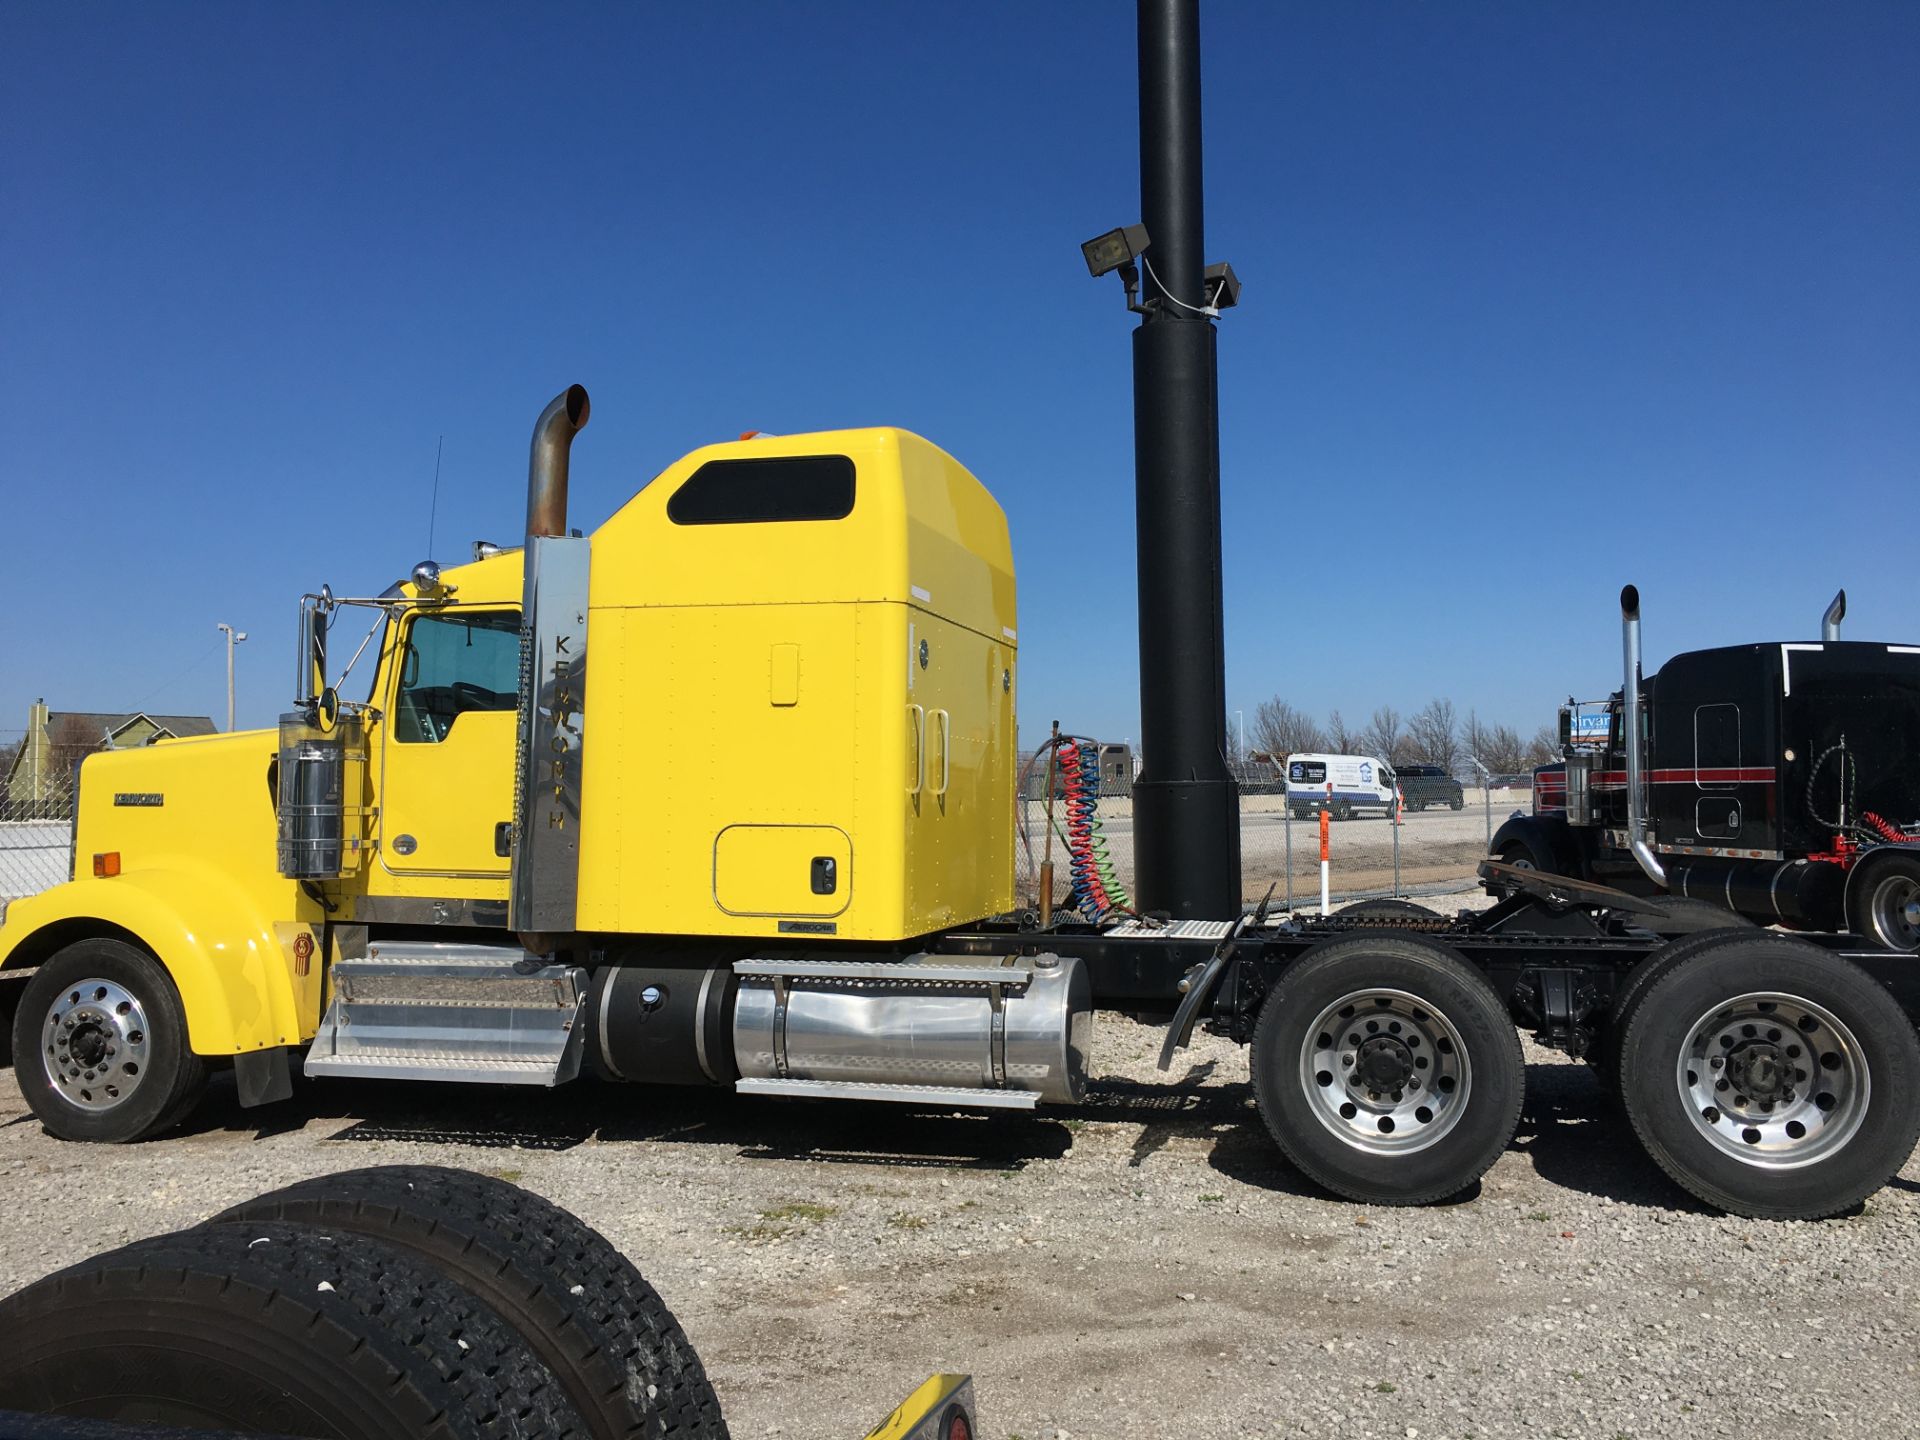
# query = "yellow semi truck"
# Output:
<box><xmin>6</xmin><ymin>382</ymin><xmax>1920</xmax><ymax>1229</ymax></box>
<box><xmin>1</xmin><ymin>388</ymin><xmax>1081</xmax><ymax>1143</ymax></box>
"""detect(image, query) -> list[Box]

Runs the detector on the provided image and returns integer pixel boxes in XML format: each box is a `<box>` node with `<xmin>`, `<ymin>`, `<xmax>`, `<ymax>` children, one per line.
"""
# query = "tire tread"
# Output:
<box><xmin>214</xmin><ymin>1164</ymin><xmax>728</xmax><ymax>1440</ymax></box>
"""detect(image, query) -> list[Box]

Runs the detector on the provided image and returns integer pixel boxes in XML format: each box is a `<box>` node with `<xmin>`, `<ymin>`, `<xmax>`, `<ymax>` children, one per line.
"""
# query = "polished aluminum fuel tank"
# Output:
<box><xmin>731</xmin><ymin>952</ymin><xmax>1091</xmax><ymax>1104</ymax></box>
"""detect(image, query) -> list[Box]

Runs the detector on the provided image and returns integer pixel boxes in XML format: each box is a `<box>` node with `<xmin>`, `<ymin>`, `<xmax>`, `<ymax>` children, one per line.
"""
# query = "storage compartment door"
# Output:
<box><xmin>713</xmin><ymin>824</ymin><xmax>852</xmax><ymax>918</ymax></box>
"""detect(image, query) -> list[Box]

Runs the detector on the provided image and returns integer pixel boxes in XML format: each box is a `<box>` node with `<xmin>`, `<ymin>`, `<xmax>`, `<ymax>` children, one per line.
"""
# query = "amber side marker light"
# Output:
<box><xmin>92</xmin><ymin>852</ymin><xmax>121</xmax><ymax>878</ymax></box>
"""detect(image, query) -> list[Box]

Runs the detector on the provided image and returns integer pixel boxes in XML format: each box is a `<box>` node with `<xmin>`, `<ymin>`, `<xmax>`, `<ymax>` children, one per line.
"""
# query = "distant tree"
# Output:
<box><xmin>1409</xmin><ymin>698</ymin><xmax>1459</xmax><ymax>771</ymax></box>
<box><xmin>1362</xmin><ymin>705</ymin><xmax>1404</xmax><ymax>764</ymax></box>
<box><xmin>1326</xmin><ymin>708</ymin><xmax>1357</xmax><ymax>753</ymax></box>
<box><xmin>1250</xmin><ymin>698</ymin><xmax>1327</xmax><ymax>760</ymax></box>
<box><xmin>1482</xmin><ymin>723</ymin><xmax>1527</xmax><ymax>775</ymax></box>
<box><xmin>1461</xmin><ymin>709</ymin><xmax>1489</xmax><ymax>767</ymax></box>
<box><xmin>0</xmin><ymin>739</ymin><xmax>19</xmax><ymax>778</ymax></box>
<box><xmin>1523</xmin><ymin>724</ymin><xmax>1560</xmax><ymax>768</ymax></box>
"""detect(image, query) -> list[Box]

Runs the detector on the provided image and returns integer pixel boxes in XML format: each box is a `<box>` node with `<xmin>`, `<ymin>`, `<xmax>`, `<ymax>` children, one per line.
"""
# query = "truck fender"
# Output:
<box><xmin>0</xmin><ymin>871</ymin><xmax>314</xmax><ymax>1057</ymax></box>
<box><xmin>1488</xmin><ymin>813</ymin><xmax>1587</xmax><ymax>879</ymax></box>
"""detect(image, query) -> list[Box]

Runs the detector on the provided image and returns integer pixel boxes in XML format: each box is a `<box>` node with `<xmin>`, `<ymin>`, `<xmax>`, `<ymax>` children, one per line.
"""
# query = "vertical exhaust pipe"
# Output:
<box><xmin>1619</xmin><ymin>585</ymin><xmax>1666</xmax><ymax>887</ymax></box>
<box><xmin>526</xmin><ymin>385</ymin><xmax>592</xmax><ymax>540</ymax></box>
<box><xmin>1821</xmin><ymin>588</ymin><xmax>1846</xmax><ymax>642</ymax></box>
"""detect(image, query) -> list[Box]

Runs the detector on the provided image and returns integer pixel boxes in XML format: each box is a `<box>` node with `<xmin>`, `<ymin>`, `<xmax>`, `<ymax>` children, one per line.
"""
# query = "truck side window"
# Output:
<box><xmin>393</xmin><ymin>610</ymin><xmax>522</xmax><ymax>744</ymax></box>
<box><xmin>667</xmin><ymin>455</ymin><xmax>856</xmax><ymax>525</ymax></box>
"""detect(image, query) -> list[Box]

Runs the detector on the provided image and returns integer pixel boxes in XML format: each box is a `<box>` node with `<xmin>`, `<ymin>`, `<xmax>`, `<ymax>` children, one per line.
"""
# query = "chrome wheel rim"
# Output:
<box><xmin>42</xmin><ymin>978</ymin><xmax>152</xmax><ymax>1112</ymax></box>
<box><xmin>1300</xmin><ymin>988</ymin><xmax>1472</xmax><ymax>1154</ymax></box>
<box><xmin>1676</xmin><ymin>991</ymin><xmax>1867</xmax><ymax>1169</ymax></box>
<box><xmin>1866</xmin><ymin>873</ymin><xmax>1920</xmax><ymax>951</ymax></box>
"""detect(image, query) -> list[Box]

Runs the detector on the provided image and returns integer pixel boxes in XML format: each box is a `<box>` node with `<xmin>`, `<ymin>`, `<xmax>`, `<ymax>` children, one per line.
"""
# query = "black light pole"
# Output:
<box><xmin>1129</xmin><ymin>0</ymin><xmax>1240</xmax><ymax>918</ymax></box>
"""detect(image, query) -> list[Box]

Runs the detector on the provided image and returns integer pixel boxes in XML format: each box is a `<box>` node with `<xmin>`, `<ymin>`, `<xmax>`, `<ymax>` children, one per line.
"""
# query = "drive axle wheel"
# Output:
<box><xmin>1593</xmin><ymin>926</ymin><xmax>1755</xmax><ymax>1092</ymax></box>
<box><xmin>1619</xmin><ymin>936</ymin><xmax>1920</xmax><ymax>1219</ymax></box>
<box><xmin>1251</xmin><ymin>934</ymin><xmax>1523</xmax><ymax>1205</ymax></box>
<box><xmin>11</xmin><ymin>938</ymin><xmax>206</xmax><ymax>1143</ymax></box>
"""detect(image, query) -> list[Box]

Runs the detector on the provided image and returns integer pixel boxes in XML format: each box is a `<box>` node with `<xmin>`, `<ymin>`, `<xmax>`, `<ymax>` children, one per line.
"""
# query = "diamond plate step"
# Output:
<box><xmin>305</xmin><ymin>940</ymin><xmax>586</xmax><ymax>1087</ymax></box>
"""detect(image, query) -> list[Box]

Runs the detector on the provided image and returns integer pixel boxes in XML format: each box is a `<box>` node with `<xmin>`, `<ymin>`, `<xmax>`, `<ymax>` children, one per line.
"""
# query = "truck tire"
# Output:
<box><xmin>1250</xmin><ymin>934</ymin><xmax>1524</xmax><ymax>1205</ymax></box>
<box><xmin>1593</xmin><ymin>927</ymin><xmax>1755</xmax><ymax>1092</ymax></box>
<box><xmin>0</xmin><ymin>1222</ymin><xmax>583</xmax><ymax>1439</ymax></box>
<box><xmin>1495</xmin><ymin>839</ymin><xmax>1546</xmax><ymax>872</ymax></box>
<box><xmin>1449</xmin><ymin>798</ymin><xmax>1464</xmax><ymax>811</ymax></box>
<box><xmin>10</xmin><ymin>937</ymin><xmax>207</xmax><ymax>1144</ymax></box>
<box><xmin>213</xmin><ymin>1165</ymin><xmax>729</xmax><ymax>1440</ymax></box>
<box><xmin>1332</xmin><ymin>801</ymin><xmax>1352</xmax><ymax>821</ymax></box>
<box><xmin>1618</xmin><ymin>936</ymin><xmax>1920</xmax><ymax>1219</ymax></box>
<box><xmin>1845</xmin><ymin>852</ymin><xmax>1920</xmax><ymax>951</ymax></box>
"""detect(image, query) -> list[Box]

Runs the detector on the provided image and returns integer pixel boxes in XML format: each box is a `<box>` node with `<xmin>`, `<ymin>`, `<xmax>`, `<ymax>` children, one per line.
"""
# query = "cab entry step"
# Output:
<box><xmin>304</xmin><ymin>940</ymin><xmax>587</xmax><ymax>1086</ymax></box>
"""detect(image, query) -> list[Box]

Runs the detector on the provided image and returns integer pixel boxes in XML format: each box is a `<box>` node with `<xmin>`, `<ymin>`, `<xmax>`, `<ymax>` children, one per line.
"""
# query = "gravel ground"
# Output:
<box><xmin>3</xmin><ymin>940</ymin><xmax>1916</xmax><ymax>1440</ymax></box>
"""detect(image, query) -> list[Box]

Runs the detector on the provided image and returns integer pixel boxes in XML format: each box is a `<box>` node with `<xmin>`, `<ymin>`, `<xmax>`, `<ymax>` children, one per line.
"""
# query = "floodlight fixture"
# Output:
<box><xmin>1081</xmin><ymin>224</ymin><xmax>1150</xmax><ymax>278</ymax></box>
<box><xmin>1203</xmin><ymin>261</ymin><xmax>1241</xmax><ymax>311</ymax></box>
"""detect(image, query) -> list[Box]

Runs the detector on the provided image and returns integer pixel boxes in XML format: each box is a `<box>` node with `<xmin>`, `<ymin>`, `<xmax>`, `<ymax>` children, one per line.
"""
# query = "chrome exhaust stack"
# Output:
<box><xmin>512</xmin><ymin>386</ymin><xmax>593</xmax><ymax>946</ymax></box>
<box><xmin>1619</xmin><ymin>585</ymin><xmax>1666</xmax><ymax>888</ymax></box>
<box><xmin>526</xmin><ymin>384</ymin><xmax>591</xmax><ymax>540</ymax></box>
<box><xmin>1822</xmin><ymin>588</ymin><xmax>1846</xmax><ymax>642</ymax></box>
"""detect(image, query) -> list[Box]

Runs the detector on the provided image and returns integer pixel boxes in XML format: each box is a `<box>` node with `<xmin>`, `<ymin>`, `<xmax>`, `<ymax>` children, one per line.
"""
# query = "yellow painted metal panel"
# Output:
<box><xmin>769</xmin><ymin>643</ymin><xmax>800</xmax><ymax>707</ymax></box>
<box><xmin>0</xmin><ymin>733</ymin><xmax>321</xmax><ymax>1053</ymax></box>
<box><xmin>572</xmin><ymin>426</ymin><xmax>1016</xmax><ymax>942</ymax></box>
<box><xmin>713</xmin><ymin>824</ymin><xmax>851</xmax><ymax>917</ymax></box>
<box><xmin>378</xmin><ymin>709</ymin><xmax>517</xmax><ymax>877</ymax></box>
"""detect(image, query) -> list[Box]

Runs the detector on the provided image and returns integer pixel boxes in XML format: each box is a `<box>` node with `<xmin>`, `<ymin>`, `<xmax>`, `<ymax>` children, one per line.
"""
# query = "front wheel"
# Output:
<box><xmin>1250</xmin><ymin>934</ymin><xmax>1524</xmax><ymax>1205</ymax></box>
<box><xmin>1449</xmin><ymin>798</ymin><xmax>1464</xmax><ymax>811</ymax></box>
<box><xmin>1619</xmin><ymin>936</ymin><xmax>1920</xmax><ymax>1219</ymax></box>
<box><xmin>1846</xmin><ymin>853</ymin><xmax>1920</xmax><ymax>951</ymax></box>
<box><xmin>11</xmin><ymin>939</ymin><xmax>206</xmax><ymax>1143</ymax></box>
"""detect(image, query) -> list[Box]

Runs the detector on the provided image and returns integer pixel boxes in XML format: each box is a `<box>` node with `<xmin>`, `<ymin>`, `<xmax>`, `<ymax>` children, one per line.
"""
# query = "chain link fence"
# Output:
<box><xmin>1016</xmin><ymin>772</ymin><xmax>1538</xmax><ymax>915</ymax></box>
<box><xmin>1</xmin><ymin>747</ymin><xmax>75</xmax><ymax>912</ymax></box>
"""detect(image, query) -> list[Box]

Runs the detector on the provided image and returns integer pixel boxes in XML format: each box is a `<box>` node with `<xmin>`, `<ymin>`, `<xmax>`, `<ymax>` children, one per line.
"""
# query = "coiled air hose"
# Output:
<box><xmin>1054</xmin><ymin>739</ymin><xmax>1133</xmax><ymax>924</ymax></box>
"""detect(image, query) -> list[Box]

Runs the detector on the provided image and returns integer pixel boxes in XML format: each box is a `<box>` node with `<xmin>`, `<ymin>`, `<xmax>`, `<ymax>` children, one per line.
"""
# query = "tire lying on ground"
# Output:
<box><xmin>1619</xmin><ymin>934</ymin><xmax>1920</xmax><ymax>1220</ymax></box>
<box><xmin>1250</xmin><ymin>933</ymin><xmax>1525</xmax><ymax>1206</ymax></box>
<box><xmin>0</xmin><ymin>1221</ymin><xmax>583</xmax><ymax>1439</ymax></box>
<box><xmin>213</xmin><ymin>1165</ymin><xmax>729</xmax><ymax>1440</ymax></box>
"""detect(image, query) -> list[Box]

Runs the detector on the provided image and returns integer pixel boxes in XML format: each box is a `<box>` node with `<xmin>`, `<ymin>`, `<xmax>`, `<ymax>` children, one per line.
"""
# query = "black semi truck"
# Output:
<box><xmin>1491</xmin><ymin>588</ymin><xmax>1920</xmax><ymax>949</ymax></box>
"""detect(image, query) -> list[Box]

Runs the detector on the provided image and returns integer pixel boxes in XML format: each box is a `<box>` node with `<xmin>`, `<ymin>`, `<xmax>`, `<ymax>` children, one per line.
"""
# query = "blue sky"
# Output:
<box><xmin>3</xmin><ymin>2</ymin><xmax>1914</xmax><ymax>751</ymax></box>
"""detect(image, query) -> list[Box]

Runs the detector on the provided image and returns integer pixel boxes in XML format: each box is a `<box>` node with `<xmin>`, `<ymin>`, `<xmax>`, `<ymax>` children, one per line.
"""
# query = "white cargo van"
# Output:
<box><xmin>1284</xmin><ymin>753</ymin><xmax>1396</xmax><ymax>820</ymax></box>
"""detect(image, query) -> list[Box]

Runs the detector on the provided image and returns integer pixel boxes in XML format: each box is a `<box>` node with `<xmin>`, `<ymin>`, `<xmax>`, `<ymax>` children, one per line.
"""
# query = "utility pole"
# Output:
<box><xmin>217</xmin><ymin>623</ymin><xmax>247</xmax><ymax>732</ymax></box>
<box><xmin>1129</xmin><ymin>0</ymin><xmax>1241</xmax><ymax>918</ymax></box>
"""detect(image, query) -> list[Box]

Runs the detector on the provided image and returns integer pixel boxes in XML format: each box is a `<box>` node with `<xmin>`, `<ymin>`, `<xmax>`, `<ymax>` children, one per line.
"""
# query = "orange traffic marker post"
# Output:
<box><xmin>1319</xmin><ymin>806</ymin><xmax>1331</xmax><ymax>916</ymax></box>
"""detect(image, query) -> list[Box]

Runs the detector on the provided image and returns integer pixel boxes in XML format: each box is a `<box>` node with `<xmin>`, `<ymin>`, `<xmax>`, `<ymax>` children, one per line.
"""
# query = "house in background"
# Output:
<box><xmin>3</xmin><ymin>699</ymin><xmax>217</xmax><ymax>815</ymax></box>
